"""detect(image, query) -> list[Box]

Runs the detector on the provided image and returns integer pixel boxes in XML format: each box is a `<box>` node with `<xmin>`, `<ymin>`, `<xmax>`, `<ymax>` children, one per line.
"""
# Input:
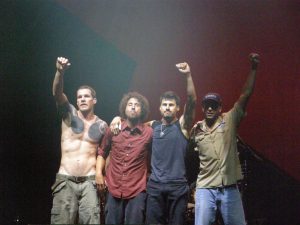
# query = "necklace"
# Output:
<box><xmin>160</xmin><ymin>124</ymin><xmax>166</xmax><ymax>137</ymax></box>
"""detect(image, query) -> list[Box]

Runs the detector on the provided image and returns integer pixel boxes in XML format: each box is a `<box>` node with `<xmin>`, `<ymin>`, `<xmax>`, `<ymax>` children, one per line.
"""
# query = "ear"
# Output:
<box><xmin>93</xmin><ymin>98</ymin><xmax>97</xmax><ymax>104</ymax></box>
<box><xmin>176</xmin><ymin>105</ymin><xmax>180</xmax><ymax>112</ymax></box>
<box><xmin>218</xmin><ymin>106</ymin><xmax>222</xmax><ymax>113</ymax></box>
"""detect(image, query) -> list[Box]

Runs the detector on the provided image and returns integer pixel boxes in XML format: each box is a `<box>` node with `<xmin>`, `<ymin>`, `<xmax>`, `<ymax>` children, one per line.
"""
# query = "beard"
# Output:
<box><xmin>127</xmin><ymin>116</ymin><xmax>141</xmax><ymax>124</ymax></box>
<box><xmin>163</xmin><ymin>114</ymin><xmax>174</xmax><ymax>123</ymax></box>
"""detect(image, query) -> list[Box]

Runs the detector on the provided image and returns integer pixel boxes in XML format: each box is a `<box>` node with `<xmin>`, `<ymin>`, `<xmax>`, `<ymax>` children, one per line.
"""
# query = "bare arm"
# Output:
<box><xmin>109</xmin><ymin>116</ymin><xmax>153</xmax><ymax>135</ymax></box>
<box><xmin>52</xmin><ymin>57</ymin><xmax>71</xmax><ymax>105</ymax></box>
<box><xmin>176</xmin><ymin>62</ymin><xmax>197</xmax><ymax>136</ymax></box>
<box><xmin>236</xmin><ymin>53</ymin><xmax>260</xmax><ymax>111</ymax></box>
<box><xmin>96</xmin><ymin>155</ymin><xmax>106</xmax><ymax>191</ymax></box>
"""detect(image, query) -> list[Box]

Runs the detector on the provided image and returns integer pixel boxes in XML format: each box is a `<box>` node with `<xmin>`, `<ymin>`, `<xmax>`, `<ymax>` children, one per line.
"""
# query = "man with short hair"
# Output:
<box><xmin>51</xmin><ymin>57</ymin><xmax>107</xmax><ymax>224</ymax></box>
<box><xmin>96</xmin><ymin>92</ymin><xmax>152</xmax><ymax>224</ymax></box>
<box><xmin>145</xmin><ymin>62</ymin><xmax>197</xmax><ymax>225</ymax></box>
<box><xmin>191</xmin><ymin>53</ymin><xmax>260</xmax><ymax>225</ymax></box>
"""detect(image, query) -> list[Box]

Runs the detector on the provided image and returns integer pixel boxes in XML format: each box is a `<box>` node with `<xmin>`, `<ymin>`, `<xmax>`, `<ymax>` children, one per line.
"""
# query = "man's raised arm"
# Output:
<box><xmin>52</xmin><ymin>56</ymin><xmax>71</xmax><ymax>105</ymax></box>
<box><xmin>176</xmin><ymin>62</ymin><xmax>197</xmax><ymax>133</ymax></box>
<box><xmin>236</xmin><ymin>53</ymin><xmax>260</xmax><ymax>111</ymax></box>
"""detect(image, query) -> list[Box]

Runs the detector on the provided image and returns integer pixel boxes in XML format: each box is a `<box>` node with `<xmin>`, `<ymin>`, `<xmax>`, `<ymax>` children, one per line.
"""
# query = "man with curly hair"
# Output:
<box><xmin>96</xmin><ymin>92</ymin><xmax>153</xmax><ymax>224</ymax></box>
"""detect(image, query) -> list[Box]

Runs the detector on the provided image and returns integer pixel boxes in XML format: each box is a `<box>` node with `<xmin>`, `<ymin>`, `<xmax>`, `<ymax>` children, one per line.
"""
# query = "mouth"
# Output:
<box><xmin>128</xmin><ymin>111</ymin><xmax>138</xmax><ymax>116</ymax></box>
<box><xmin>206</xmin><ymin>112</ymin><xmax>214</xmax><ymax>117</ymax></box>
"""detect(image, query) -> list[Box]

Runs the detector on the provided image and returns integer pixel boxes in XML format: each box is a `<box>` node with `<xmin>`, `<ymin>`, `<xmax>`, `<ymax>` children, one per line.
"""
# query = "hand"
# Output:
<box><xmin>56</xmin><ymin>56</ymin><xmax>71</xmax><ymax>73</ymax></box>
<box><xmin>110</xmin><ymin>116</ymin><xmax>122</xmax><ymax>135</ymax></box>
<box><xmin>95</xmin><ymin>173</ymin><xmax>106</xmax><ymax>192</ymax></box>
<box><xmin>249</xmin><ymin>53</ymin><xmax>260</xmax><ymax>69</ymax></box>
<box><xmin>176</xmin><ymin>62</ymin><xmax>191</xmax><ymax>74</ymax></box>
<box><xmin>192</xmin><ymin>122</ymin><xmax>200</xmax><ymax>130</ymax></box>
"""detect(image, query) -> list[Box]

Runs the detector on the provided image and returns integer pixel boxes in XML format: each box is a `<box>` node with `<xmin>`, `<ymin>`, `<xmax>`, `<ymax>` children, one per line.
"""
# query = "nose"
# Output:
<box><xmin>207</xmin><ymin>106</ymin><xmax>213</xmax><ymax>111</ymax></box>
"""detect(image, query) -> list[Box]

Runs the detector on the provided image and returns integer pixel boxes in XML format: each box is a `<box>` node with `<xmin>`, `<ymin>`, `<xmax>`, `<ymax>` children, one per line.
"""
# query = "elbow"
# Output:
<box><xmin>188</xmin><ymin>95</ymin><xmax>197</xmax><ymax>106</ymax></box>
<box><xmin>243</xmin><ymin>90</ymin><xmax>253</xmax><ymax>98</ymax></box>
<box><xmin>52</xmin><ymin>91</ymin><xmax>61</xmax><ymax>101</ymax></box>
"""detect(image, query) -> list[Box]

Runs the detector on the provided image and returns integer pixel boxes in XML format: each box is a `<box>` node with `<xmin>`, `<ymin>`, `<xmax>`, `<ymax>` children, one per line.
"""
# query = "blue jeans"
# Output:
<box><xmin>195</xmin><ymin>186</ymin><xmax>246</xmax><ymax>225</ymax></box>
<box><xmin>146</xmin><ymin>179</ymin><xmax>189</xmax><ymax>225</ymax></box>
<box><xmin>105</xmin><ymin>191</ymin><xmax>146</xmax><ymax>224</ymax></box>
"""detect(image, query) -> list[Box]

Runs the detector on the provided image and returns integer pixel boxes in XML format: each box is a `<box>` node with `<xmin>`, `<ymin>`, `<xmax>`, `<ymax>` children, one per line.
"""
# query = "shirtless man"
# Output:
<box><xmin>51</xmin><ymin>57</ymin><xmax>107</xmax><ymax>224</ymax></box>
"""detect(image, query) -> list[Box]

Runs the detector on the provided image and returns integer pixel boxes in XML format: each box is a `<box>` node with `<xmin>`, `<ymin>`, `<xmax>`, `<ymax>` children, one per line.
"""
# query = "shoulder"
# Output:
<box><xmin>137</xmin><ymin>122</ymin><xmax>153</xmax><ymax>133</ymax></box>
<box><xmin>151</xmin><ymin>120</ymin><xmax>161</xmax><ymax>129</ymax></box>
<box><xmin>58</xmin><ymin>102</ymin><xmax>77</xmax><ymax>121</ymax></box>
<box><xmin>140</xmin><ymin>123</ymin><xmax>153</xmax><ymax>138</ymax></box>
<box><xmin>95</xmin><ymin>116</ymin><xmax>108</xmax><ymax>125</ymax></box>
<box><xmin>190</xmin><ymin>120</ymin><xmax>205</xmax><ymax>137</ymax></box>
<box><xmin>95</xmin><ymin>117</ymin><xmax>108</xmax><ymax>129</ymax></box>
<box><xmin>226</xmin><ymin>103</ymin><xmax>245</xmax><ymax>121</ymax></box>
<box><xmin>90</xmin><ymin>116</ymin><xmax>108</xmax><ymax>135</ymax></box>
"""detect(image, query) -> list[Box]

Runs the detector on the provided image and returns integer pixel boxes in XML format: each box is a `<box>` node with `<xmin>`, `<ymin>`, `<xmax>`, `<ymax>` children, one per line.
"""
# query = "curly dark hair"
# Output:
<box><xmin>77</xmin><ymin>85</ymin><xmax>96</xmax><ymax>98</ymax></box>
<box><xmin>160</xmin><ymin>91</ymin><xmax>180</xmax><ymax>106</ymax></box>
<box><xmin>119</xmin><ymin>92</ymin><xmax>150</xmax><ymax>122</ymax></box>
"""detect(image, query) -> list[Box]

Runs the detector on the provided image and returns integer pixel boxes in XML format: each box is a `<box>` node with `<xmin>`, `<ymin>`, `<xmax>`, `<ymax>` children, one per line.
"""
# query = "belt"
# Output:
<box><xmin>56</xmin><ymin>173</ymin><xmax>95</xmax><ymax>183</ymax></box>
<box><xmin>210</xmin><ymin>184</ymin><xmax>237</xmax><ymax>190</ymax></box>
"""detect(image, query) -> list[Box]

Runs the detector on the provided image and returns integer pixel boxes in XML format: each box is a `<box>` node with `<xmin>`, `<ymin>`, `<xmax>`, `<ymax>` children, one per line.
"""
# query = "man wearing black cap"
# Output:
<box><xmin>191</xmin><ymin>53</ymin><xmax>259</xmax><ymax>225</ymax></box>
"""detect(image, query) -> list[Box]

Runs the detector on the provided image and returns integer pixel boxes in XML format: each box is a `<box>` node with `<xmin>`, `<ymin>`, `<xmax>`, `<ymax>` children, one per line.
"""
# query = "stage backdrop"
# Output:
<box><xmin>0</xmin><ymin>0</ymin><xmax>299</xmax><ymax>224</ymax></box>
<box><xmin>56</xmin><ymin>0</ymin><xmax>300</xmax><ymax>180</ymax></box>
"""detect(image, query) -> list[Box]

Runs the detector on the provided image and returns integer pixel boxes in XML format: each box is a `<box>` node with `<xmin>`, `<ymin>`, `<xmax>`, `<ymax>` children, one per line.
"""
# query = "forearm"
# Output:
<box><xmin>186</xmin><ymin>73</ymin><xmax>197</xmax><ymax>102</ymax></box>
<box><xmin>52</xmin><ymin>70</ymin><xmax>68</xmax><ymax>105</ymax></box>
<box><xmin>52</xmin><ymin>70</ymin><xmax>64</xmax><ymax>97</ymax></box>
<box><xmin>96</xmin><ymin>156</ymin><xmax>106</xmax><ymax>176</ymax></box>
<box><xmin>237</xmin><ymin>66</ymin><xmax>258</xmax><ymax>111</ymax></box>
<box><xmin>53</xmin><ymin>57</ymin><xmax>71</xmax><ymax>104</ymax></box>
<box><xmin>181</xmin><ymin>73</ymin><xmax>197</xmax><ymax>131</ymax></box>
<box><xmin>241</xmin><ymin>67</ymin><xmax>257</xmax><ymax>98</ymax></box>
<box><xmin>237</xmin><ymin>53</ymin><xmax>259</xmax><ymax>110</ymax></box>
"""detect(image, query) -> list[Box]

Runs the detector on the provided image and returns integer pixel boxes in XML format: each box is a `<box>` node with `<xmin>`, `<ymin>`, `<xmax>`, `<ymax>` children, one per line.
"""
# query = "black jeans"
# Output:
<box><xmin>146</xmin><ymin>179</ymin><xmax>189</xmax><ymax>225</ymax></box>
<box><xmin>105</xmin><ymin>191</ymin><xmax>147</xmax><ymax>224</ymax></box>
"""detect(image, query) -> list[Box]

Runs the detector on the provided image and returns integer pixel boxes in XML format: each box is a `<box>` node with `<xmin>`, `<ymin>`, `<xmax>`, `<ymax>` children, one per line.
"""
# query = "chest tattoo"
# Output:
<box><xmin>70</xmin><ymin>115</ymin><xmax>105</xmax><ymax>141</ymax></box>
<box><xmin>71</xmin><ymin>115</ymin><xmax>84</xmax><ymax>134</ymax></box>
<box><xmin>88</xmin><ymin>122</ymin><xmax>105</xmax><ymax>141</ymax></box>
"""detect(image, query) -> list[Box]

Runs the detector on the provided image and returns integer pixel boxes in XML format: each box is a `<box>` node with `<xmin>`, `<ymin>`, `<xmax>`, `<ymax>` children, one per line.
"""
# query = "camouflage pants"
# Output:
<box><xmin>50</xmin><ymin>174</ymin><xmax>100</xmax><ymax>224</ymax></box>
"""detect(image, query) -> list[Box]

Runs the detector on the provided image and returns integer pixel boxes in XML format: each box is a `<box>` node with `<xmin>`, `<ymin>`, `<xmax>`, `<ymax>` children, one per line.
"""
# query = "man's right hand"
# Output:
<box><xmin>56</xmin><ymin>57</ymin><xmax>71</xmax><ymax>73</ymax></box>
<box><xmin>110</xmin><ymin>116</ymin><xmax>122</xmax><ymax>135</ymax></box>
<box><xmin>249</xmin><ymin>53</ymin><xmax>260</xmax><ymax>70</ymax></box>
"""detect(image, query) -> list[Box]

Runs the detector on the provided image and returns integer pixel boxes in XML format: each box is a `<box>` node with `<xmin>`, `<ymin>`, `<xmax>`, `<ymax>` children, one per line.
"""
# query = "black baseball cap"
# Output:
<box><xmin>202</xmin><ymin>93</ymin><xmax>222</xmax><ymax>106</ymax></box>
